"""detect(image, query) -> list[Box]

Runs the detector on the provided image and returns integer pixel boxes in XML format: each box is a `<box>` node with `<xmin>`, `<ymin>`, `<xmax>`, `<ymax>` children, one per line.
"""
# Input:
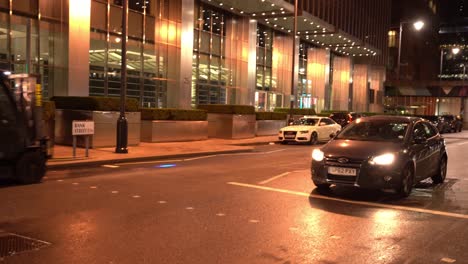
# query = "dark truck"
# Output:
<box><xmin>0</xmin><ymin>71</ymin><xmax>49</xmax><ymax>184</ymax></box>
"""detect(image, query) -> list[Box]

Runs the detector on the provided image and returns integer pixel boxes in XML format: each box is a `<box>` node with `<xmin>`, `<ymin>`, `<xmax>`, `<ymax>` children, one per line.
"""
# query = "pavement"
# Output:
<box><xmin>47</xmin><ymin>136</ymin><xmax>279</xmax><ymax>169</ymax></box>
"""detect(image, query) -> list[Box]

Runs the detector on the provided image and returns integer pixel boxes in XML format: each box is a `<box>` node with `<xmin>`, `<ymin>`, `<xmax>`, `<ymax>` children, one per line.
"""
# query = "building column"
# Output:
<box><xmin>166</xmin><ymin>0</ymin><xmax>194</xmax><ymax>109</ymax></box>
<box><xmin>66</xmin><ymin>0</ymin><xmax>91</xmax><ymax>96</ymax></box>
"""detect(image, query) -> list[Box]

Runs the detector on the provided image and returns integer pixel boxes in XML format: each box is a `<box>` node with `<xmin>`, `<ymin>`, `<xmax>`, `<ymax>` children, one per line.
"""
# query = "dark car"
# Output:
<box><xmin>441</xmin><ymin>115</ymin><xmax>463</xmax><ymax>133</ymax></box>
<box><xmin>329</xmin><ymin>112</ymin><xmax>364</xmax><ymax>127</ymax></box>
<box><xmin>311</xmin><ymin>116</ymin><xmax>447</xmax><ymax>197</ymax></box>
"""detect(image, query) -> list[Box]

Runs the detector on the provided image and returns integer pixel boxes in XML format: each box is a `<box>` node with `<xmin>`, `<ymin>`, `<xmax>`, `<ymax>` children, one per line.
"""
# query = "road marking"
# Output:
<box><xmin>132</xmin><ymin>195</ymin><xmax>141</xmax><ymax>198</ymax></box>
<box><xmin>72</xmin><ymin>182</ymin><xmax>79</xmax><ymax>185</ymax></box>
<box><xmin>441</xmin><ymin>257</ymin><xmax>456</xmax><ymax>263</ymax></box>
<box><xmin>456</xmin><ymin>141</ymin><xmax>468</xmax><ymax>146</ymax></box>
<box><xmin>111</xmin><ymin>191</ymin><xmax>119</xmax><ymax>194</ymax></box>
<box><xmin>184</xmin><ymin>155</ymin><xmax>218</xmax><ymax>161</ymax></box>
<box><xmin>102</xmin><ymin>164</ymin><xmax>120</xmax><ymax>168</ymax></box>
<box><xmin>227</xmin><ymin>182</ymin><xmax>468</xmax><ymax>220</ymax></box>
<box><xmin>330</xmin><ymin>235</ymin><xmax>341</xmax><ymax>239</ymax></box>
<box><xmin>117</xmin><ymin>159</ymin><xmax>182</xmax><ymax>166</ymax></box>
<box><xmin>57</xmin><ymin>179</ymin><xmax>63</xmax><ymax>182</ymax></box>
<box><xmin>158</xmin><ymin>200</ymin><xmax>167</xmax><ymax>204</ymax></box>
<box><xmin>185</xmin><ymin>207</ymin><xmax>194</xmax><ymax>210</ymax></box>
<box><xmin>259</xmin><ymin>172</ymin><xmax>291</xmax><ymax>185</ymax></box>
<box><xmin>249</xmin><ymin>219</ymin><xmax>259</xmax><ymax>223</ymax></box>
<box><xmin>216</xmin><ymin>213</ymin><xmax>226</xmax><ymax>217</ymax></box>
<box><xmin>90</xmin><ymin>186</ymin><xmax>98</xmax><ymax>189</ymax></box>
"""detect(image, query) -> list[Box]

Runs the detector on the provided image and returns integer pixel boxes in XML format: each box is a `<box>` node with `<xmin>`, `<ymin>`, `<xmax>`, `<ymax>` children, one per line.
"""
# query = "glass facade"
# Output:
<box><xmin>192</xmin><ymin>4</ymin><xmax>227</xmax><ymax>105</ymax></box>
<box><xmin>89</xmin><ymin>0</ymin><xmax>181</xmax><ymax>108</ymax></box>
<box><xmin>0</xmin><ymin>0</ymin><xmax>389</xmax><ymax>112</ymax></box>
<box><xmin>0</xmin><ymin>0</ymin><xmax>67</xmax><ymax>99</ymax></box>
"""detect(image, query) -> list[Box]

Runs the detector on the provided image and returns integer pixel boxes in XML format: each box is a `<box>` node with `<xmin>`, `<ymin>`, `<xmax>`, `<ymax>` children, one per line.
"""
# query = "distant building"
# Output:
<box><xmin>0</xmin><ymin>0</ymin><xmax>390</xmax><ymax>113</ymax></box>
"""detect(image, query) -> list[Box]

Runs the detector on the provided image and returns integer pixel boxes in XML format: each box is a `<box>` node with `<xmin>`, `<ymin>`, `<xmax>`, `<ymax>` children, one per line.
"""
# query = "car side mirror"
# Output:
<box><xmin>413</xmin><ymin>136</ymin><xmax>427</xmax><ymax>144</ymax></box>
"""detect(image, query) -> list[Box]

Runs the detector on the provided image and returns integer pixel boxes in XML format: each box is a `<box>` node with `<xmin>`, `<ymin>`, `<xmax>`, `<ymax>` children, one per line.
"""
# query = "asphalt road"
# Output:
<box><xmin>1</xmin><ymin>132</ymin><xmax>468</xmax><ymax>264</ymax></box>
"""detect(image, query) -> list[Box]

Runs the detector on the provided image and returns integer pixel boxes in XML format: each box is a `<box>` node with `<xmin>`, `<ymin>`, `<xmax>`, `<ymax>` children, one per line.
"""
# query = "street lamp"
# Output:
<box><xmin>116</xmin><ymin>0</ymin><xmax>128</xmax><ymax>153</ymax></box>
<box><xmin>289</xmin><ymin>0</ymin><xmax>298</xmax><ymax>121</ymax></box>
<box><xmin>397</xmin><ymin>20</ymin><xmax>424</xmax><ymax>80</ymax></box>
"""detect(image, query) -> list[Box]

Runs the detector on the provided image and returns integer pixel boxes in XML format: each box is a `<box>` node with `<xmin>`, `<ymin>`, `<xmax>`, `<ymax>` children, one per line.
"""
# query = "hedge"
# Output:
<box><xmin>141</xmin><ymin>108</ymin><xmax>207</xmax><ymax>121</ymax></box>
<box><xmin>51</xmin><ymin>96</ymin><xmax>139</xmax><ymax>112</ymax></box>
<box><xmin>273</xmin><ymin>107</ymin><xmax>317</xmax><ymax>115</ymax></box>
<box><xmin>42</xmin><ymin>101</ymin><xmax>56</xmax><ymax>121</ymax></box>
<box><xmin>197</xmin><ymin>104</ymin><xmax>255</xmax><ymax>115</ymax></box>
<box><xmin>255</xmin><ymin>112</ymin><xmax>287</xmax><ymax>120</ymax></box>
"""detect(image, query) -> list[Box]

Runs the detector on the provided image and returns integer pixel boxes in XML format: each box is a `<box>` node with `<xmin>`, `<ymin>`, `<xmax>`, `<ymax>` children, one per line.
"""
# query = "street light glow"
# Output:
<box><xmin>452</xmin><ymin>47</ymin><xmax>461</xmax><ymax>55</ymax></box>
<box><xmin>413</xmin><ymin>21</ymin><xmax>424</xmax><ymax>31</ymax></box>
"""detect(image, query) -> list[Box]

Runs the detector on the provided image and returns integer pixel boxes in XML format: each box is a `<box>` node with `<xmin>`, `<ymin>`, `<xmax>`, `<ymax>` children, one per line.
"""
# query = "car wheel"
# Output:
<box><xmin>397</xmin><ymin>166</ymin><xmax>414</xmax><ymax>197</ymax></box>
<box><xmin>309</xmin><ymin>132</ymin><xmax>318</xmax><ymax>145</ymax></box>
<box><xmin>15</xmin><ymin>151</ymin><xmax>46</xmax><ymax>184</ymax></box>
<box><xmin>432</xmin><ymin>156</ymin><xmax>447</xmax><ymax>184</ymax></box>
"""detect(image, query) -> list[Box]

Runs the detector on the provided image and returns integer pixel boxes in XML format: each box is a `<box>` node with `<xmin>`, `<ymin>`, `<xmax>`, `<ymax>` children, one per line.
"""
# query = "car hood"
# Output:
<box><xmin>281</xmin><ymin>125</ymin><xmax>315</xmax><ymax>131</ymax></box>
<box><xmin>322</xmin><ymin>139</ymin><xmax>403</xmax><ymax>159</ymax></box>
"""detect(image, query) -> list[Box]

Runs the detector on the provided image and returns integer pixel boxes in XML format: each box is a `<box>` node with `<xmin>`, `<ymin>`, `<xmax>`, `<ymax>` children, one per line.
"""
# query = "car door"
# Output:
<box><xmin>410</xmin><ymin>122</ymin><xmax>431</xmax><ymax>180</ymax></box>
<box><xmin>422</xmin><ymin>122</ymin><xmax>441</xmax><ymax>177</ymax></box>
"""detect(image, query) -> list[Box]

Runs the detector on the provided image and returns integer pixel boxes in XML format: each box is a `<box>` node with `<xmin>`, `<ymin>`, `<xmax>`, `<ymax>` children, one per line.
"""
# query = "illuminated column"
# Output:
<box><xmin>166</xmin><ymin>0</ymin><xmax>193</xmax><ymax>109</ymax></box>
<box><xmin>67</xmin><ymin>0</ymin><xmax>90</xmax><ymax>96</ymax></box>
<box><xmin>244</xmin><ymin>19</ymin><xmax>257</xmax><ymax>106</ymax></box>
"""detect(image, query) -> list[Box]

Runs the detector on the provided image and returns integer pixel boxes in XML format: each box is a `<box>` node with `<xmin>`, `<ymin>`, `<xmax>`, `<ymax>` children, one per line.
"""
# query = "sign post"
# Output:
<box><xmin>72</xmin><ymin>120</ymin><xmax>94</xmax><ymax>158</ymax></box>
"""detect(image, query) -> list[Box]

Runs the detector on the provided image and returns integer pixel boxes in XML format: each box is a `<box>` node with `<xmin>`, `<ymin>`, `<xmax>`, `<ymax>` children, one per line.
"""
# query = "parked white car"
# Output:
<box><xmin>278</xmin><ymin>116</ymin><xmax>341</xmax><ymax>144</ymax></box>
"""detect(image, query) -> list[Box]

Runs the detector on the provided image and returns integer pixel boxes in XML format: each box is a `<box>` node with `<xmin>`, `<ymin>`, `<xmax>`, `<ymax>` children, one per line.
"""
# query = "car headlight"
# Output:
<box><xmin>300</xmin><ymin>130</ymin><xmax>309</xmax><ymax>134</ymax></box>
<box><xmin>369</xmin><ymin>153</ymin><xmax>395</xmax><ymax>165</ymax></box>
<box><xmin>312</xmin><ymin>149</ymin><xmax>324</xmax><ymax>162</ymax></box>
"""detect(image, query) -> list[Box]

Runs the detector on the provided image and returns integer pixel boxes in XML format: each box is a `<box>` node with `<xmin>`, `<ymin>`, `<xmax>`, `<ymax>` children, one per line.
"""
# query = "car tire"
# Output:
<box><xmin>397</xmin><ymin>166</ymin><xmax>414</xmax><ymax>197</ymax></box>
<box><xmin>309</xmin><ymin>132</ymin><xmax>318</xmax><ymax>145</ymax></box>
<box><xmin>15</xmin><ymin>151</ymin><xmax>46</xmax><ymax>184</ymax></box>
<box><xmin>432</xmin><ymin>156</ymin><xmax>447</xmax><ymax>184</ymax></box>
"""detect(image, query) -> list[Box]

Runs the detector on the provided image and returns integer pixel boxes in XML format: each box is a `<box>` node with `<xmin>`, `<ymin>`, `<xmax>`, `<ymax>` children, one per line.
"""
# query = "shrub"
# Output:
<box><xmin>42</xmin><ymin>101</ymin><xmax>56</xmax><ymax>121</ymax></box>
<box><xmin>273</xmin><ymin>107</ymin><xmax>317</xmax><ymax>115</ymax></box>
<box><xmin>141</xmin><ymin>108</ymin><xmax>207</xmax><ymax>121</ymax></box>
<box><xmin>197</xmin><ymin>104</ymin><xmax>255</xmax><ymax>115</ymax></box>
<box><xmin>255</xmin><ymin>112</ymin><xmax>287</xmax><ymax>120</ymax></box>
<box><xmin>51</xmin><ymin>96</ymin><xmax>139</xmax><ymax>112</ymax></box>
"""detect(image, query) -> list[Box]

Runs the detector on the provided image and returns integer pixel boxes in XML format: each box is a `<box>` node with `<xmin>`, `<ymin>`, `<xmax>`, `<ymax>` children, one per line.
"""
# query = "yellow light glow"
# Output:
<box><xmin>70</xmin><ymin>0</ymin><xmax>91</xmax><ymax>25</ymax></box>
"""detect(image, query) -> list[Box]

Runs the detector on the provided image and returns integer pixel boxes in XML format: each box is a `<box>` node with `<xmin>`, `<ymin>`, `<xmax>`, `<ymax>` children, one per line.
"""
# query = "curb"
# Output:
<box><xmin>47</xmin><ymin>148</ymin><xmax>254</xmax><ymax>170</ymax></box>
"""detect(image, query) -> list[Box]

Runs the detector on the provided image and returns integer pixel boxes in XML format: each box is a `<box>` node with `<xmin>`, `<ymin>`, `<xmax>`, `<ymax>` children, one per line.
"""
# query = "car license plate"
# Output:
<box><xmin>328</xmin><ymin>166</ymin><xmax>356</xmax><ymax>176</ymax></box>
<box><xmin>284</xmin><ymin>135</ymin><xmax>295</xmax><ymax>139</ymax></box>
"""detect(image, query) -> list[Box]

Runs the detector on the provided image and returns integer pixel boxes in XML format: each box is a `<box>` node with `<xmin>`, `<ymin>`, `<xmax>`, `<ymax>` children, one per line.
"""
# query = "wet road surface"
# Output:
<box><xmin>0</xmin><ymin>132</ymin><xmax>467</xmax><ymax>263</ymax></box>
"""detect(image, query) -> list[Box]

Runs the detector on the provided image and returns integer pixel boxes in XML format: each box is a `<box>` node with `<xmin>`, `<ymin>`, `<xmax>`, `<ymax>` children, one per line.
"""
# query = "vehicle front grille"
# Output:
<box><xmin>325</xmin><ymin>157</ymin><xmax>365</xmax><ymax>168</ymax></box>
<box><xmin>283</xmin><ymin>131</ymin><xmax>297</xmax><ymax>136</ymax></box>
<box><xmin>327</xmin><ymin>175</ymin><xmax>357</xmax><ymax>184</ymax></box>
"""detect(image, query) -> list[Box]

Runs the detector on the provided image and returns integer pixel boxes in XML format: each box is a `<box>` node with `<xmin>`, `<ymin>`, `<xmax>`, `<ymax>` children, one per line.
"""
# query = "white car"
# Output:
<box><xmin>278</xmin><ymin>116</ymin><xmax>342</xmax><ymax>144</ymax></box>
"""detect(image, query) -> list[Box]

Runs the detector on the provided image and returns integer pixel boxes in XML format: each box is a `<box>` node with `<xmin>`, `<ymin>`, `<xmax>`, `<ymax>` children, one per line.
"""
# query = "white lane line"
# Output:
<box><xmin>184</xmin><ymin>155</ymin><xmax>218</xmax><ymax>161</ymax></box>
<box><xmin>185</xmin><ymin>207</ymin><xmax>194</xmax><ymax>210</ymax></box>
<box><xmin>132</xmin><ymin>195</ymin><xmax>141</xmax><ymax>198</ymax></box>
<box><xmin>259</xmin><ymin>172</ymin><xmax>291</xmax><ymax>185</ymax></box>
<box><xmin>158</xmin><ymin>200</ymin><xmax>167</xmax><ymax>204</ymax></box>
<box><xmin>216</xmin><ymin>213</ymin><xmax>226</xmax><ymax>217</ymax></box>
<box><xmin>90</xmin><ymin>186</ymin><xmax>98</xmax><ymax>189</ymax></box>
<box><xmin>111</xmin><ymin>191</ymin><xmax>119</xmax><ymax>194</ymax></box>
<box><xmin>227</xmin><ymin>182</ymin><xmax>468</xmax><ymax>220</ymax></box>
<box><xmin>72</xmin><ymin>182</ymin><xmax>79</xmax><ymax>185</ymax></box>
<box><xmin>249</xmin><ymin>219</ymin><xmax>260</xmax><ymax>223</ymax></box>
<box><xmin>441</xmin><ymin>257</ymin><xmax>456</xmax><ymax>263</ymax></box>
<box><xmin>102</xmin><ymin>164</ymin><xmax>120</xmax><ymax>168</ymax></box>
<box><xmin>456</xmin><ymin>141</ymin><xmax>468</xmax><ymax>146</ymax></box>
<box><xmin>117</xmin><ymin>159</ymin><xmax>182</xmax><ymax>166</ymax></box>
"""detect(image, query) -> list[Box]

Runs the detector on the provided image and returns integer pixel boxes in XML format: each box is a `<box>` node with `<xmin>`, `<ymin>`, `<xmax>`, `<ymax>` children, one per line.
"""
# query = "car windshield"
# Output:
<box><xmin>336</xmin><ymin>120</ymin><xmax>409</xmax><ymax>142</ymax></box>
<box><xmin>293</xmin><ymin>118</ymin><xmax>319</xmax><ymax>126</ymax></box>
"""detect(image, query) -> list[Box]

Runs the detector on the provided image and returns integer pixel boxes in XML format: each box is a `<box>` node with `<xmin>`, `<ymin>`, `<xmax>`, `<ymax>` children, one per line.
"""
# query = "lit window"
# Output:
<box><xmin>388</xmin><ymin>30</ymin><xmax>396</xmax><ymax>48</ymax></box>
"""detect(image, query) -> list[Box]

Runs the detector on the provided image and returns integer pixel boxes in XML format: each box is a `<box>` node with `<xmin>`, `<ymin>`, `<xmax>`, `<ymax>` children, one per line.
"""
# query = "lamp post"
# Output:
<box><xmin>289</xmin><ymin>0</ymin><xmax>298</xmax><ymax>122</ymax></box>
<box><xmin>116</xmin><ymin>0</ymin><xmax>128</xmax><ymax>153</ymax></box>
<box><xmin>396</xmin><ymin>20</ymin><xmax>424</xmax><ymax>80</ymax></box>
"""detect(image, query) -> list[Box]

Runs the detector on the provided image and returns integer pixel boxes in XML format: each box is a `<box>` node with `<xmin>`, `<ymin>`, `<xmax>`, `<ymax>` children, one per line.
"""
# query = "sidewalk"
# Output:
<box><xmin>47</xmin><ymin>136</ymin><xmax>279</xmax><ymax>169</ymax></box>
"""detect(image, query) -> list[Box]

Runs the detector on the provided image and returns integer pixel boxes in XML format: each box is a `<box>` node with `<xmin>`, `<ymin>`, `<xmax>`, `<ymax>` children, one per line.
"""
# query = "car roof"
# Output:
<box><xmin>301</xmin><ymin>115</ymin><xmax>319</xmax><ymax>118</ymax></box>
<box><xmin>358</xmin><ymin>115</ymin><xmax>422</xmax><ymax>123</ymax></box>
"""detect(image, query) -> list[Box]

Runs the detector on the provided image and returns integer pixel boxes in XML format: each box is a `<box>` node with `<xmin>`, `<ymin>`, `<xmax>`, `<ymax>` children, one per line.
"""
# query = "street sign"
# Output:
<box><xmin>72</xmin><ymin>121</ymin><xmax>94</xmax><ymax>135</ymax></box>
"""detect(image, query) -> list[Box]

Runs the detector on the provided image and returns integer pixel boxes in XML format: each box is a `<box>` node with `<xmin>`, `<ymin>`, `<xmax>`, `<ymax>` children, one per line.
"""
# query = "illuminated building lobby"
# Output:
<box><xmin>0</xmin><ymin>0</ymin><xmax>389</xmax><ymax>112</ymax></box>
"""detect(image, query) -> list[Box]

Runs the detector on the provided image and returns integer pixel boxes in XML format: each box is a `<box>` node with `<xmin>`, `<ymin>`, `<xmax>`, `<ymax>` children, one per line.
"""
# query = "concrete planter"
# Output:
<box><xmin>55</xmin><ymin>109</ymin><xmax>141</xmax><ymax>148</ymax></box>
<box><xmin>256</xmin><ymin>120</ymin><xmax>286</xmax><ymax>136</ymax></box>
<box><xmin>141</xmin><ymin>120</ymin><xmax>208</xmax><ymax>142</ymax></box>
<box><xmin>207</xmin><ymin>113</ymin><xmax>256</xmax><ymax>139</ymax></box>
